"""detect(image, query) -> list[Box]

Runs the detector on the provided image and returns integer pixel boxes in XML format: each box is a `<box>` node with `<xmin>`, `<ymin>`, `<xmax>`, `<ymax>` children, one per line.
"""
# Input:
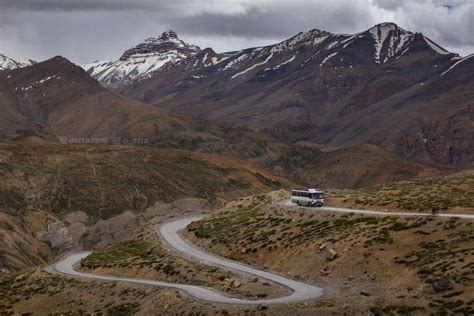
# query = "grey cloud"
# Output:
<box><xmin>170</xmin><ymin>3</ymin><xmax>381</xmax><ymax>39</ymax></box>
<box><xmin>0</xmin><ymin>0</ymin><xmax>165</xmax><ymax>11</ymax></box>
<box><xmin>0</xmin><ymin>0</ymin><xmax>472</xmax><ymax>64</ymax></box>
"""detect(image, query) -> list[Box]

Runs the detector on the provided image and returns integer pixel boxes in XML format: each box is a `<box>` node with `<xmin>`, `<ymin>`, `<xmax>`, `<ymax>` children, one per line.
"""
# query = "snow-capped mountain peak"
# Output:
<box><xmin>355</xmin><ymin>22</ymin><xmax>454</xmax><ymax>63</ymax></box>
<box><xmin>0</xmin><ymin>54</ymin><xmax>34</xmax><ymax>71</ymax></box>
<box><xmin>83</xmin><ymin>30</ymin><xmax>201</xmax><ymax>88</ymax></box>
<box><xmin>367</xmin><ymin>22</ymin><xmax>414</xmax><ymax>63</ymax></box>
<box><xmin>119</xmin><ymin>30</ymin><xmax>200</xmax><ymax>61</ymax></box>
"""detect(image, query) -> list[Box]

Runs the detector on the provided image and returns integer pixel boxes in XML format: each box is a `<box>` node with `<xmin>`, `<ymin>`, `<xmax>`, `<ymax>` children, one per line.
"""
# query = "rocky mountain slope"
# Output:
<box><xmin>0</xmin><ymin>55</ymin><xmax>448</xmax><ymax>189</ymax></box>
<box><xmin>0</xmin><ymin>140</ymin><xmax>296</xmax><ymax>272</ymax></box>
<box><xmin>108</xmin><ymin>23</ymin><xmax>472</xmax><ymax>168</ymax></box>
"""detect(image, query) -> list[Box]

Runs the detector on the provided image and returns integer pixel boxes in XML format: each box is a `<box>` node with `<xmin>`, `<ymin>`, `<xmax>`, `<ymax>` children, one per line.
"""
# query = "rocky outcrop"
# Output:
<box><xmin>119</xmin><ymin>30</ymin><xmax>199</xmax><ymax>61</ymax></box>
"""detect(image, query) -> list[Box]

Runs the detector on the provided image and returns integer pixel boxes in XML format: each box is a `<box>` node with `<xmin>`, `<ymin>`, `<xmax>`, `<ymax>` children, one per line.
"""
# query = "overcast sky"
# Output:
<box><xmin>0</xmin><ymin>0</ymin><xmax>473</xmax><ymax>64</ymax></box>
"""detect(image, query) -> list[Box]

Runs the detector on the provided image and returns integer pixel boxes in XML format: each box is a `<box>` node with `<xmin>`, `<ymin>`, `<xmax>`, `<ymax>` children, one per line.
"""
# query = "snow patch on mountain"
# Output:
<box><xmin>370</xmin><ymin>24</ymin><xmax>390</xmax><ymax>63</ymax></box>
<box><xmin>440</xmin><ymin>53</ymin><xmax>474</xmax><ymax>76</ymax></box>
<box><xmin>232</xmin><ymin>53</ymin><xmax>274</xmax><ymax>79</ymax></box>
<box><xmin>326</xmin><ymin>40</ymin><xmax>340</xmax><ymax>50</ymax></box>
<box><xmin>320</xmin><ymin>52</ymin><xmax>338</xmax><ymax>66</ymax></box>
<box><xmin>15</xmin><ymin>74</ymin><xmax>61</xmax><ymax>92</ymax></box>
<box><xmin>84</xmin><ymin>52</ymin><xmax>182</xmax><ymax>86</ymax></box>
<box><xmin>223</xmin><ymin>53</ymin><xmax>249</xmax><ymax>71</ymax></box>
<box><xmin>367</xmin><ymin>23</ymin><xmax>418</xmax><ymax>63</ymax></box>
<box><xmin>265</xmin><ymin>55</ymin><xmax>296</xmax><ymax>71</ymax></box>
<box><xmin>271</xmin><ymin>29</ymin><xmax>330</xmax><ymax>53</ymax></box>
<box><xmin>339</xmin><ymin>32</ymin><xmax>363</xmax><ymax>49</ymax></box>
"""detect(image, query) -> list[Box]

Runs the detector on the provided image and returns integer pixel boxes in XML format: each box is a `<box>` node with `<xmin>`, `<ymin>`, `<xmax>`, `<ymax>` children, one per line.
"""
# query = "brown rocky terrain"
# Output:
<box><xmin>0</xmin><ymin>140</ymin><xmax>295</xmax><ymax>273</ymax></box>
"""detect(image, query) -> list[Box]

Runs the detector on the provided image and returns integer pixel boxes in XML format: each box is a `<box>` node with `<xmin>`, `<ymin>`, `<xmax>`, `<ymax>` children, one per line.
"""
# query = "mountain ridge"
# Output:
<box><xmin>108</xmin><ymin>23</ymin><xmax>471</xmax><ymax>167</ymax></box>
<box><xmin>83</xmin><ymin>22</ymin><xmax>459</xmax><ymax>89</ymax></box>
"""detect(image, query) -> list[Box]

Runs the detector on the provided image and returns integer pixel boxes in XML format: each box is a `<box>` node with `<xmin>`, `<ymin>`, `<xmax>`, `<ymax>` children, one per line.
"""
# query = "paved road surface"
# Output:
<box><xmin>47</xmin><ymin>215</ymin><xmax>324</xmax><ymax>305</ymax></box>
<box><xmin>277</xmin><ymin>199</ymin><xmax>474</xmax><ymax>219</ymax></box>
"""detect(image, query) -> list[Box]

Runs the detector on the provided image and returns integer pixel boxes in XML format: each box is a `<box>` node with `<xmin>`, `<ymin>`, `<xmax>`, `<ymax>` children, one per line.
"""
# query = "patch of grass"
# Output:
<box><xmin>349</xmin><ymin>172</ymin><xmax>474</xmax><ymax>211</ymax></box>
<box><xmin>370</xmin><ymin>304</ymin><xmax>424</xmax><ymax>315</ymax></box>
<box><xmin>189</xmin><ymin>197</ymin><xmax>427</xmax><ymax>258</ymax></box>
<box><xmin>107</xmin><ymin>302</ymin><xmax>140</xmax><ymax>315</ymax></box>
<box><xmin>81</xmin><ymin>240</ymin><xmax>163</xmax><ymax>269</ymax></box>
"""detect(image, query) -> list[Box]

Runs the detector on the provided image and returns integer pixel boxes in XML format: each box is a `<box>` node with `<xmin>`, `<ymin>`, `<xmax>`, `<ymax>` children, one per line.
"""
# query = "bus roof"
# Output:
<box><xmin>292</xmin><ymin>188</ymin><xmax>323</xmax><ymax>193</ymax></box>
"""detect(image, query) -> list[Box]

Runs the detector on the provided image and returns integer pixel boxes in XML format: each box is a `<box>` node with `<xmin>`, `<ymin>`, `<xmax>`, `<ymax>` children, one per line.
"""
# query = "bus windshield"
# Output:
<box><xmin>311</xmin><ymin>193</ymin><xmax>323</xmax><ymax>199</ymax></box>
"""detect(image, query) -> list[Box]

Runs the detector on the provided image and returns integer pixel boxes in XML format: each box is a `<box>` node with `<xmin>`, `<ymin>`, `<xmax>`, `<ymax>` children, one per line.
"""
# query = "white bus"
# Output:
<box><xmin>291</xmin><ymin>188</ymin><xmax>324</xmax><ymax>207</ymax></box>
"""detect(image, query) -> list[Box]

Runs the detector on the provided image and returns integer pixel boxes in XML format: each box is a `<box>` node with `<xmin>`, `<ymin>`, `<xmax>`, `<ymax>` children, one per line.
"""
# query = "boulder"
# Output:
<box><xmin>49</xmin><ymin>227</ymin><xmax>72</xmax><ymax>248</ymax></box>
<box><xmin>256</xmin><ymin>304</ymin><xmax>268</xmax><ymax>311</ymax></box>
<box><xmin>64</xmin><ymin>211</ymin><xmax>89</xmax><ymax>224</ymax></box>
<box><xmin>68</xmin><ymin>222</ymin><xmax>88</xmax><ymax>245</ymax></box>
<box><xmin>432</xmin><ymin>278</ymin><xmax>453</xmax><ymax>292</ymax></box>
<box><xmin>326</xmin><ymin>247</ymin><xmax>338</xmax><ymax>261</ymax></box>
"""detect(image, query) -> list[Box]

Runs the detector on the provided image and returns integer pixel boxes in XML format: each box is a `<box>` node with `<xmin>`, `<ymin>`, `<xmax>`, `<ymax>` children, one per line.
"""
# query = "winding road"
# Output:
<box><xmin>47</xmin><ymin>215</ymin><xmax>324</xmax><ymax>305</ymax></box>
<box><xmin>277</xmin><ymin>199</ymin><xmax>474</xmax><ymax>219</ymax></box>
<box><xmin>47</xmin><ymin>201</ymin><xmax>473</xmax><ymax>305</ymax></box>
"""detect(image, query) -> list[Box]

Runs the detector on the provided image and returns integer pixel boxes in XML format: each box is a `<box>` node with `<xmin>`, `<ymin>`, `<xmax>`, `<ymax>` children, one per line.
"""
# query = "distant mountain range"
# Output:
<box><xmin>1</xmin><ymin>22</ymin><xmax>472</xmax><ymax>172</ymax></box>
<box><xmin>0</xmin><ymin>54</ymin><xmax>448</xmax><ymax>189</ymax></box>
<box><xmin>0</xmin><ymin>54</ymin><xmax>35</xmax><ymax>71</ymax></box>
<box><xmin>79</xmin><ymin>22</ymin><xmax>472</xmax><ymax>168</ymax></box>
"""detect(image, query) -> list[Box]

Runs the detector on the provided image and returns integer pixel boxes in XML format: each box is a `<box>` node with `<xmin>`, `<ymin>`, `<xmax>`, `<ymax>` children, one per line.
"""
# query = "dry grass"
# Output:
<box><xmin>329</xmin><ymin>170</ymin><xmax>474</xmax><ymax>213</ymax></box>
<box><xmin>0</xmin><ymin>141</ymin><xmax>293</xmax><ymax>221</ymax></box>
